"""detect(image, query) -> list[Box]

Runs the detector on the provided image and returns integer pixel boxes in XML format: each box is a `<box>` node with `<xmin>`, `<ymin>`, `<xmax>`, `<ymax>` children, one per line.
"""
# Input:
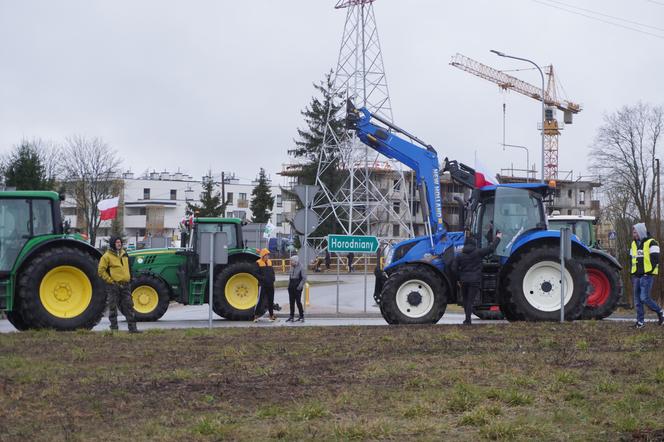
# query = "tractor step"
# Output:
<box><xmin>0</xmin><ymin>279</ymin><xmax>12</xmax><ymax>311</ymax></box>
<box><xmin>188</xmin><ymin>279</ymin><xmax>208</xmax><ymax>305</ymax></box>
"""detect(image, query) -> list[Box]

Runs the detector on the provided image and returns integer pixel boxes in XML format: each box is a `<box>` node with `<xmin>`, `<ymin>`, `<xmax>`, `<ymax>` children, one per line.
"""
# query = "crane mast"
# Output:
<box><xmin>450</xmin><ymin>53</ymin><xmax>581</xmax><ymax>180</ymax></box>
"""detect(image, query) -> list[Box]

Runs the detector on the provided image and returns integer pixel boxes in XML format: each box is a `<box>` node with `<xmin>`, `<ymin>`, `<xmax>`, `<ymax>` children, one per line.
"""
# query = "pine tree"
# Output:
<box><xmin>187</xmin><ymin>171</ymin><xmax>227</xmax><ymax>217</ymax></box>
<box><xmin>250</xmin><ymin>168</ymin><xmax>274</xmax><ymax>223</ymax></box>
<box><xmin>289</xmin><ymin>70</ymin><xmax>347</xmax><ymax>235</ymax></box>
<box><xmin>3</xmin><ymin>142</ymin><xmax>54</xmax><ymax>190</ymax></box>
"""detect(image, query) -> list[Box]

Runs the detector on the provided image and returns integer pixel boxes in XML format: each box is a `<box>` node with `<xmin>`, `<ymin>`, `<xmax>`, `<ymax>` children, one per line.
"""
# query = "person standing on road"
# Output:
<box><xmin>630</xmin><ymin>223</ymin><xmax>664</xmax><ymax>329</ymax></box>
<box><xmin>325</xmin><ymin>250</ymin><xmax>331</xmax><ymax>271</ymax></box>
<box><xmin>347</xmin><ymin>252</ymin><xmax>354</xmax><ymax>273</ymax></box>
<box><xmin>255</xmin><ymin>248</ymin><xmax>277</xmax><ymax>322</ymax></box>
<box><xmin>98</xmin><ymin>237</ymin><xmax>140</xmax><ymax>333</ymax></box>
<box><xmin>286</xmin><ymin>255</ymin><xmax>307</xmax><ymax>322</ymax></box>
<box><xmin>452</xmin><ymin>232</ymin><xmax>502</xmax><ymax>325</ymax></box>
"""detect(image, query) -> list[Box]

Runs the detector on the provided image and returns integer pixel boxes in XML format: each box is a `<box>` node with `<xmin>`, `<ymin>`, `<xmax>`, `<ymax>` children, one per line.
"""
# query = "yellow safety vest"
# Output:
<box><xmin>631</xmin><ymin>239</ymin><xmax>659</xmax><ymax>275</ymax></box>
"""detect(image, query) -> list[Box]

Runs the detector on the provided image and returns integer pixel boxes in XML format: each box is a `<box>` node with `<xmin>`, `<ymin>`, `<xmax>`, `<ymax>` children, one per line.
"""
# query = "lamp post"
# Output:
<box><xmin>502</xmin><ymin>143</ymin><xmax>530</xmax><ymax>182</ymax></box>
<box><xmin>490</xmin><ymin>50</ymin><xmax>546</xmax><ymax>183</ymax></box>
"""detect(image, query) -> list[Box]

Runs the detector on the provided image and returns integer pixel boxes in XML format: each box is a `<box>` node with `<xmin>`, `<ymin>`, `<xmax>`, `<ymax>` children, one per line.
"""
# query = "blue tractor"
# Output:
<box><xmin>346</xmin><ymin>101</ymin><xmax>595</xmax><ymax>323</ymax></box>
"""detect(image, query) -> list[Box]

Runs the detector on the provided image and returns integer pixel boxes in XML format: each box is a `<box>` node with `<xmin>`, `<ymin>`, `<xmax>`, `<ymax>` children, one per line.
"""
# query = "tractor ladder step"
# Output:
<box><xmin>0</xmin><ymin>279</ymin><xmax>12</xmax><ymax>311</ymax></box>
<box><xmin>188</xmin><ymin>279</ymin><xmax>208</xmax><ymax>305</ymax></box>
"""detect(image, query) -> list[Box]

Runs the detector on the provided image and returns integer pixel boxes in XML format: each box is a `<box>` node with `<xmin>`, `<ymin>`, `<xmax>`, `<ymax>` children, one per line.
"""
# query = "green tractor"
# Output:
<box><xmin>124</xmin><ymin>217</ymin><xmax>265</xmax><ymax>321</ymax></box>
<box><xmin>0</xmin><ymin>191</ymin><xmax>106</xmax><ymax>330</ymax></box>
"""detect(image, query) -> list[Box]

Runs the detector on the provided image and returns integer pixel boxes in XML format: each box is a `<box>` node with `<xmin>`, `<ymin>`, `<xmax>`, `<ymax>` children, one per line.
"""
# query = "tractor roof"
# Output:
<box><xmin>548</xmin><ymin>215</ymin><xmax>597</xmax><ymax>222</ymax></box>
<box><xmin>0</xmin><ymin>190</ymin><xmax>60</xmax><ymax>200</ymax></box>
<box><xmin>479</xmin><ymin>183</ymin><xmax>551</xmax><ymax>196</ymax></box>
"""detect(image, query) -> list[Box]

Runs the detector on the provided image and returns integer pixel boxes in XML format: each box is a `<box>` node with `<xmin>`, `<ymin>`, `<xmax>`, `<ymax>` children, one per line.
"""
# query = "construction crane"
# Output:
<box><xmin>450</xmin><ymin>53</ymin><xmax>581</xmax><ymax>180</ymax></box>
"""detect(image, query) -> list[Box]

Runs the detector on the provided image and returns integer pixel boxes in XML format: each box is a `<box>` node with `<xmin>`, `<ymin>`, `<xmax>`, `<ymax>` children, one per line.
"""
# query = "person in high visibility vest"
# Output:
<box><xmin>630</xmin><ymin>223</ymin><xmax>664</xmax><ymax>329</ymax></box>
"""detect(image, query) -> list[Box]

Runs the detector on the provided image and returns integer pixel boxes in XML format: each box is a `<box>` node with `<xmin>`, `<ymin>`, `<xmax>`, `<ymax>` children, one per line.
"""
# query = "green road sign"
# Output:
<box><xmin>327</xmin><ymin>234</ymin><xmax>379</xmax><ymax>253</ymax></box>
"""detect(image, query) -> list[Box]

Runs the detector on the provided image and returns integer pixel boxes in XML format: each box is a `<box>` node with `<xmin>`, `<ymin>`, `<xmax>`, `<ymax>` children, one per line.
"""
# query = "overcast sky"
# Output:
<box><xmin>1</xmin><ymin>0</ymin><xmax>663</xmax><ymax>184</ymax></box>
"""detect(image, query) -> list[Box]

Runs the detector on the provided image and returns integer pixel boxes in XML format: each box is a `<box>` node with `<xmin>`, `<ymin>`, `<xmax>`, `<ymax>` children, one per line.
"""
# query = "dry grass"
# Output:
<box><xmin>1</xmin><ymin>322</ymin><xmax>663</xmax><ymax>441</ymax></box>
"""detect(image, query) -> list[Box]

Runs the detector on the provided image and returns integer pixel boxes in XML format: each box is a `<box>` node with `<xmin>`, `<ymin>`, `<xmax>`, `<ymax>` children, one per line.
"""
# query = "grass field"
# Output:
<box><xmin>1</xmin><ymin>322</ymin><xmax>663</xmax><ymax>441</ymax></box>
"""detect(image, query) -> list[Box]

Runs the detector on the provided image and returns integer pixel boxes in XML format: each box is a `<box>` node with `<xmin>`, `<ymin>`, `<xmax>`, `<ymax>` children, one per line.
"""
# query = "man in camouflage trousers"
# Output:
<box><xmin>98</xmin><ymin>237</ymin><xmax>140</xmax><ymax>333</ymax></box>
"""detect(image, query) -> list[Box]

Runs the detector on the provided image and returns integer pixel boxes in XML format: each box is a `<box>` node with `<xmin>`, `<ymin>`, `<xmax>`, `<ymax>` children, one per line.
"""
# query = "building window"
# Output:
<box><xmin>392</xmin><ymin>224</ymin><xmax>400</xmax><ymax>237</ymax></box>
<box><xmin>170</xmin><ymin>189</ymin><xmax>177</xmax><ymax>200</ymax></box>
<box><xmin>579</xmin><ymin>190</ymin><xmax>585</xmax><ymax>205</ymax></box>
<box><xmin>412</xmin><ymin>201</ymin><xmax>420</xmax><ymax>216</ymax></box>
<box><xmin>393</xmin><ymin>179</ymin><xmax>401</xmax><ymax>191</ymax></box>
<box><xmin>143</xmin><ymin>188</ymin><xmax>150</xmax><ymax>199</ymax></box>
<box><xmin>226</xmin><ymin>192</ymin><xmax>233</xmax><ymax>204</ymax></box>
<box><xmin>567</xmin><ymin>189</ymin><xmax>572</xmax><ymax>199</ymax></box>
<box><xmin>567</xmin><ymin>210</ymin><xmax>572</xmax><ymax>215</ymax></box>
<box><xmin>393</xmin><ymin>201</ymin><xmax>400</xmax><ymax>214</ymax></box>
<box><xmin>555</xmin><ymin>189</ymin><xmax>561</xmax><ymax>198</ymax></box>
<box><xmin>227</xmin><ymin>212</ymin><xmax>233</xmax><ymax>218</ymax></box>
<box><xmin>239</xmin><ymin>193</ymin><xmax>247</xmax><ymax>201</ymax></box>
<box><xmin>276</xmin><ymin>213</ymin><xmax>283</xmax><ymax>227</ymax></box>
<box><xmin>276</xmin><ymin>194</ymin><xmax>282</xmax><ymax>208</ymax></box>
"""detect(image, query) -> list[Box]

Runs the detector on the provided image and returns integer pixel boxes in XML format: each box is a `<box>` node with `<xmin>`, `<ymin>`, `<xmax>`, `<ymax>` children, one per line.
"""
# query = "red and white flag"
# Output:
<box><xmin>474</xmin><ymin>160</ymin><xmax>496</xmax><ymax>188</ymax></box>
<box><xmin>97</xmin><ymin>197</ymin><xmax>119</xmax><ymax>221</ymax></box>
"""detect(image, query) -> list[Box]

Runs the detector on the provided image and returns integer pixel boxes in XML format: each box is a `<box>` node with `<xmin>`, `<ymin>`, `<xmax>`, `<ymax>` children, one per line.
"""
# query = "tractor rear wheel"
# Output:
<box><xmin>473</xmin><ymin>307</ymin><xmax>505</xmax><ymax>320</ymax></box>
<box><xmin>503</xmin><ymin>245</ymin><xmax>587</xmax><ymax>321</ymax></box>
<box><xmin>17</xmin><ymin>247</ymin><xmax>106</xmax><ymax>330</ymax></box>
<box><xmin>120</xmin><ymin>274</ymin><xmax>170</xmax><ymax>322</ymax></box>
<box><xmin>380</xmin><ymin>264</ymin><xmax>447</xmax><ymax>324</ymax></box>
<box><xmin>213</xmin><ymin>262</ymin><xmax>265</xmax><ymax>320</ymax></box>
<box><xmin>579</xmin><ymin>256</ymin><xmax>622</xmax><ymax>320</ymax></box>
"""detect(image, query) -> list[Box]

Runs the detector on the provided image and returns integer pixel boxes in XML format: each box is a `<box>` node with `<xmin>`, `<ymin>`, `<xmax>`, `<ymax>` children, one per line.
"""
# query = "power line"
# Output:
<box><xmin>531</xmin><ymin>0</ymin><xmax>664</xmax><ymax>40</ymax></box>
<box><xmin>542</xmin><ymin>0</ymin><xmax>664</xmax><ymax>32</ymax></box>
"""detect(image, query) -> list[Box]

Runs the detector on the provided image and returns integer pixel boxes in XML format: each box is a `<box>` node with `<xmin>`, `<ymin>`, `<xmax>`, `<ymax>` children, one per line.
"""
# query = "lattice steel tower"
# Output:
<box><xmin>313</xmin><ymin>0</ymin><xmax>413</xmax><ymax>241</ymax></box>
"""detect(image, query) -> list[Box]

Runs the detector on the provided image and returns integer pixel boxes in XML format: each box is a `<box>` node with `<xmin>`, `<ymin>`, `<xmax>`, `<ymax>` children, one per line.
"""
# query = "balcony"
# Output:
<box><xmin>237</xmin><ymin>199</ymin><xmax>249</xmax><ymax>208</ymax></box>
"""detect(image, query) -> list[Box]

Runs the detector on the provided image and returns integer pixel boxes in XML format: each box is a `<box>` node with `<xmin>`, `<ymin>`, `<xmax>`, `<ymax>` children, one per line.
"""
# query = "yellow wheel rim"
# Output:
<box><xmin>225</xmin><ymin>273</ymin><xmax>259</xmax><ymax>310</ymax></box>
<box><xmin>131</xmin><ymin>285</ymin><xmax>160</xmax><ymax>314</ymax></box>
<box><xmin>39</xmin><ymin>266</ymin><xmax>92</xmax><ymax>319</ymax></box>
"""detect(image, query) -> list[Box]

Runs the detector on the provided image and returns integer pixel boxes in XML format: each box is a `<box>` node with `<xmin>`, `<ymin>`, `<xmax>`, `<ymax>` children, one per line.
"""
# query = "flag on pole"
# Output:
<box><xmin>474</xmin><ymin>159</ymin><xmax>496</xmax><ymax>189</ymax></box>
<box><xmin>98</xmin><ymin>197</ymin><xmax>119</xmax><ymax>221</ymax></box>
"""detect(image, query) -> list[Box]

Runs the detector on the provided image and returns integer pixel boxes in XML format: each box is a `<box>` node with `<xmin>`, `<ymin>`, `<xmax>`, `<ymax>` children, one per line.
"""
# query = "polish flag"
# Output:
<box><xmin>474</xmin><ymin>160</ymin><xmax>496</xmax><ymax>188</ymax></box>
<box><xmin>98</xmin><ymin>197</ymin><xmax>119</xmax><ymax>221</ymax></box>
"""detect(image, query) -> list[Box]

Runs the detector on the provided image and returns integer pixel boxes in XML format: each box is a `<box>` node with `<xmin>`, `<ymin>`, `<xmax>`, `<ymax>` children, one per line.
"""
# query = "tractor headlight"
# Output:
<box><xmin>384</xmin><ymin>245</ymin><xmax>395</xmax><ymax>267</ymax></box>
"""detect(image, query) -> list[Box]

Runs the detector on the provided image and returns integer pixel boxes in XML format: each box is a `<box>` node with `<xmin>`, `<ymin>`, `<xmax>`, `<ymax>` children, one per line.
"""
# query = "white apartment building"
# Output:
<box><xmin>62</xmin><ymin>170</ymin><xmax>292</xmax><ymax>248</ymax></box>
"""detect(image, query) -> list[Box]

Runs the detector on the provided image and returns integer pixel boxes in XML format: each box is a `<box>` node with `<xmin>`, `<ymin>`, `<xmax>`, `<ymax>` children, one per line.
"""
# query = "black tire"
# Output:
<box><xmin>579</xmin><ymin>256</ymin><xmax>622</xmax><ymax>320</ymax></box>
<box><xmin>380</xmin><ymin>264</ymin><xmax>447</xmax><ymax>325</ymax></box>
<box><xmin>6</xmin><ymin>310</ymin><xmax>30</xmax><ymax>331</ymax></box>
<box><xmin>17</xmin><ymin>247</ymin><xmax>106</xmax><ymax>330</ymax></box>
<box><xmin>212</xmin><ymin>262</ymin><xmax>266</xmax><ymax>321</ymax></box>
<box><xmin>120</xmin><ymin>273</ymin><xmax>170</xmax><ymax>322</ymax></box>
<box><xmin>503</xmin><ymin>245</ymin><xmax>587</xmax><ymax>321</ymax></box>
<box><xmin>473</xmin><ymin>307</ymin><xmax>505</xmax><ymax>320</ymax></box>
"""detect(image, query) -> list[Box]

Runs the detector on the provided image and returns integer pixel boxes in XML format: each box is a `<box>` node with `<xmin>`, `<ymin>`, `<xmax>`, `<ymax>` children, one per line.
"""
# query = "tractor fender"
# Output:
<box><xmin>588</xmin><ymin>247</ymin><xmax>622</xmax><ymax>270</ymax></box>
<box><xmin>386</xmin><ymin>260</ymin><xmax>455</xmax><ymax>304</ymax></box>
<box><xmin>510</xmin><ymin>230</ymin><xmax>590</xmax><ymax>258</ymax></box>
<box><xmin>15</xmin><ymin>237</ymin><xmax>101</xmax><ymax>276</ymax></box>
<box><xmin>227</xmin><ymin>251</ymin><xmax>261</xmax><ymax>265</ymax></box>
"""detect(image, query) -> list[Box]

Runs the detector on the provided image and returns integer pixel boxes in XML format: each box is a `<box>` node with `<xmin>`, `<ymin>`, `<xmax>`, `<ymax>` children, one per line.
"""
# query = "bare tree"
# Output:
<box><xmin>590</xmin><ymin>102</ymin><xmax>663</xmax><ymax>225</ymax></box>
<box><xmin>61</xmin><ymin>135</ymin><xmax>122</xmax><ymax>246</ymax></box>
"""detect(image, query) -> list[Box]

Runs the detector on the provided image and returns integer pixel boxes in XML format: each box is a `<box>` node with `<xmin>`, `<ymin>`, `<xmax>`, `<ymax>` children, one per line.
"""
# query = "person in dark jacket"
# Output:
<box><xmin>286</xmin><ymin>255</ymin><xmax>307</xmax><ymax>322</ymax></box>
<box><xmin>452</xmin><ymin>232</ymin><xmax>502</xmax><ymax>325</ymax></box>
<box><xmin>255</xmin><ymin>248</ymin><xmax>277</xmax><ymax>322</ymax></box>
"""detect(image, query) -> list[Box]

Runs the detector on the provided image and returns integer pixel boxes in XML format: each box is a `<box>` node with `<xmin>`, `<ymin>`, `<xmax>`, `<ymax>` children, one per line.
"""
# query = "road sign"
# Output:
<box><xmin>327</xmin><ymin>234</ymin><xmax>379</xmax><ymax>253</ymax></box>
<box><xmin>293</xmin><ymin>185</ymin><xmax>320</xmax><ymax>206</ymax></box>
<box><xmin>293</xmin><ymin>209</ymin><xmax>319</xmax><ymax>235</ymax></box>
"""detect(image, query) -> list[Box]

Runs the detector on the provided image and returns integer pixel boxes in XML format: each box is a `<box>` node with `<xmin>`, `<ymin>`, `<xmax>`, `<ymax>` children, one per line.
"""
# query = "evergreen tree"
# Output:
<box><xmin>289</xmin><ymin>70</ymin><xmax>348</xmax><ymax>235</ymax></box>
<box><xmin>3</xmin><ymin>142</ymin><xmax>54</xmax><ymax>190</ymax></box>
<box><xmin>187</xmin><ymin>171</ymin><xmax>227</xmax><ymax>217</ymax></box>
<box><xmin>250</xmin><ymin>168</ymin><xmax>274</xmax><ymax>223</ymax></box>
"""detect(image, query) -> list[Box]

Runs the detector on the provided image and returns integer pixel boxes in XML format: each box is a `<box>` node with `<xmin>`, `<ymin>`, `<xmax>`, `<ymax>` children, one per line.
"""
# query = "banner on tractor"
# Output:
<box><xmin>98</xmin><ymin>197</ymin><xmax>119</xmax><ymax>221</ymax></box>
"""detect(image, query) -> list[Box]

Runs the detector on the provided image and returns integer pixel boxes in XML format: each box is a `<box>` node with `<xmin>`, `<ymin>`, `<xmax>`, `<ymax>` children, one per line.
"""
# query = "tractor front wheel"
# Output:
<box><xmin>503</xmin><ymin>245</ymin><xmax>587</xmax><ymax>321</ymax></box>
<box><xmin>17</xmin><ymin>247</ymin><xmax>106</xmax><ymax>330</ymax></box>
<box><xmin>213</xmin><ymin>261</ymin><xmax>265</xmax><ymax>320</ymax></box>
<box><xmin>380</xmin><ymin>264</ymin><xmax>447</xmax><ymax>324</ymax></box>
<box><xmin>579</xmin><ymin>257</ymin><xmax>622</xmax><ymax>320</ymax></box>
<box><xmin>120</xmin><ymin>274</ymin><xmax>171</xmax><ymax>322</ymax></box>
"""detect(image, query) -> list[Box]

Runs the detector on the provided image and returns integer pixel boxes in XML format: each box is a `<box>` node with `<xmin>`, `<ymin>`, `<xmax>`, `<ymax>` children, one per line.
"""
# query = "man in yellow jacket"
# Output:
<box><xmin>98</xmin><ymin>237</ymin><xmax>140</xmax><ymax>333</ymax></box>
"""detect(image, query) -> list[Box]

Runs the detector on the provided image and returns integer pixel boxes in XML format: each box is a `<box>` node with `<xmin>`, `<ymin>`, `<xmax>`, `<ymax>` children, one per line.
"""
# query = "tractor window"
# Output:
<box><xmin>0</xmin><ymin>199</ymin><xmax>31</xmax><ymax>271</ymax></box>
<box><xmin>476</xmin><ymin>200</ymin><xmax>495</xmax><ymax>248</ymax></box>
<box><xmin>196</xmin><ymin>223</ymin><xmax>238</xmax><ymax>249</ymax></box>
<box><xmin>32</xmin><ymin>199</ymin><xmax>54</xmax><ymax>236</ymax></box>
<box><xmin>493</xmin><ymin>187</ymin><xmax>546</xmax><ymax>257</ymax></box>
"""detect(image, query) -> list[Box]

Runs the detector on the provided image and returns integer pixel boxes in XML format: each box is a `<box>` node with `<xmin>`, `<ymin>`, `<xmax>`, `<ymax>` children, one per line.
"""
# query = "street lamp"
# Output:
<box><xmin>502</xmin><ymin>143</ymin><xmax>530</xmax><ymax>182</ymax></box>
<box><xmin>490</xmin><ymin>49</ymin><xmax>546</xmax><ymax>183</ymax></box>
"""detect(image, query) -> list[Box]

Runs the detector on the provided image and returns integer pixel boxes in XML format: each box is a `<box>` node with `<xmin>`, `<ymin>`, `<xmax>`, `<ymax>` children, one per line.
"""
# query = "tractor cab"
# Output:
<box><xmin>548</xmin><ymin>214</ymin><xmax>598</xmax><ymax>248</ymax></box>
<box><xmin>468</xmin><ymin>184</ymin><xmax>549</xmax><ymax>256</ymax></box>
